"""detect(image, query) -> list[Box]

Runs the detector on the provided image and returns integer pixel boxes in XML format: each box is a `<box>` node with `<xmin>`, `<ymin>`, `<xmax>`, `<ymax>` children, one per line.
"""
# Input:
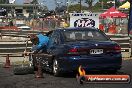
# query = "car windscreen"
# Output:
<box><xmin>63</xmin><ymin>29</ymin><xmax>109</xmax><ymax>42</ymax></box>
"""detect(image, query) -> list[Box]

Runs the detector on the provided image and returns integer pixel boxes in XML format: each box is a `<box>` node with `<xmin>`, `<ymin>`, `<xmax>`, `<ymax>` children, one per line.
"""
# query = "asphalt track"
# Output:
<box><xmin>0</xmin><ymin>59</ymin><xmax>132</xmax><ymax>88</ymax></box>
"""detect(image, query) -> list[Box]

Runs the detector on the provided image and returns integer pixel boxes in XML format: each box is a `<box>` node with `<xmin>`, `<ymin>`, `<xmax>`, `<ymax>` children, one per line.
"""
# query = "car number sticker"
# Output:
<box><xmin>90</xmin><ymin>49</ymin><xmax>103</xmax><ymax>54</ymax></box>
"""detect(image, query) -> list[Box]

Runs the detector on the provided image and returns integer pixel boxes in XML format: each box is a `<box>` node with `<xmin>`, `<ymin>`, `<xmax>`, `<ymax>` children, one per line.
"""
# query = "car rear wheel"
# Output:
<box><xmin>53</xmin><ymin>59</ymin><xmax>61</xmax><ymax>76</ymax></box>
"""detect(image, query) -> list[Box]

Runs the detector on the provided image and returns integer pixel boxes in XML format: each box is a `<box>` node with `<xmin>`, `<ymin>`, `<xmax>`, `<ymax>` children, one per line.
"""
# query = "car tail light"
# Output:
<box><xmin>69</xmin><ymin>48</ymin><xmax>78</xmax><ymax>52</ymax></box>
<box><xmin>68</xmin><ymin>48</ymin><xmax>79</xmax><ymax>55</ymax></box>
<box><xmin>106</xmin><ymin>45</ymin><xmax>121</xmax><ymax>53</ymax></box>
<box><xmin>114</xmin><ymin>45</ymin><xmax>121</xmax><ymax>52</ymax></box>
<box><xmin>67</xmin><ymin>48</ymin><xmax>88</xmax><ymax>55</ymax></box>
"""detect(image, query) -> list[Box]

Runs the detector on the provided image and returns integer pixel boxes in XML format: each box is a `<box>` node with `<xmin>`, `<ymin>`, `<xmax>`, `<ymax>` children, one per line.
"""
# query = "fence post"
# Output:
<box><xmin>0</xmin><ymin>30</ymin><xmax>2</xmax><ymax>39</ymax></box>
<box><xmin>4</xmin><ymin>54</ymin><xmax>11</xmax><ymax>68</ymax></box>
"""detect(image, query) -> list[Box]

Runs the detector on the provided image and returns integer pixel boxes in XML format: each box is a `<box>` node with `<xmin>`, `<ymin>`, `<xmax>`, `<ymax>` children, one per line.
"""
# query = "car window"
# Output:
<box><xmin>53</xmin><ymin>36</ymin><xmax>59</xmax><ymax>44</ymax></box>
<box><xmin>63</xmin><ymin>29</ymin><xmax>109</xmax><ymax>42</ymax></box>
<box><xmin>47</xmin><ymin>31</ymin><xmax>60</xmax><ymax>48</ymax></box>
<box><xmin>53</xmin><ymin>33</ymin><xmax>60</xmax><ymax>44</ymax></box>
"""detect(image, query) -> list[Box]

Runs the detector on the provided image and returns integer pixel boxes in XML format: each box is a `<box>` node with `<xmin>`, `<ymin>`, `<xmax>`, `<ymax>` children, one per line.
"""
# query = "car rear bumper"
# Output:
<box><xmin>57</xmin><ymin>55</ymin><xmax>122</xmax><ymax>72</ymax></box>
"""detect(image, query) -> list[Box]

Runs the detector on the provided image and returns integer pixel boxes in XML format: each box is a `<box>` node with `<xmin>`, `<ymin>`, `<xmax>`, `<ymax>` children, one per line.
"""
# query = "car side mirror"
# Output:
<box><xmin>53</xmin><ymin>40</ymin><xmax>58</xmax><ymax>45</ymax></box>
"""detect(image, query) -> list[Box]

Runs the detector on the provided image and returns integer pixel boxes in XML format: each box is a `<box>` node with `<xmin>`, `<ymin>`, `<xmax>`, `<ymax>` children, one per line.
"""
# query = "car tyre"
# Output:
<box><xmin>30</xmin><ymin>54</ymin><xmax>38</xmax><ymax>71</ymax></box>
<box><xmin>13</xmin><ymin>65</ymin><xmax>34</xmax><ymax>75</ymax></box>
<box><xmin>53</xmin><ymin>59</ymin><xmax>61</xmax><ymax>76</ymax></box>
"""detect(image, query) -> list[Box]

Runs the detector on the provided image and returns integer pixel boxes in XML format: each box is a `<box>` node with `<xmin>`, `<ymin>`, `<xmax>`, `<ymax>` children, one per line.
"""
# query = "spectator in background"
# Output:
<box><xmin>121</xmin><ymin>19</ymin><xmax>124</xmax><ymax>26</ymax></box>
<box><xmin>60</xmin><ymin>19</ymin><xmax>68</xmax><ymax>28</ymax></box>
<box><xmin>116</xmin><ymin>25</ymin><xmax>122</xmax><ymax>33</ymax></box>
<box><xmin>9</xmin><ymin>19</ymin><xmax>13</xmax><ymax>26</ymax></box>
<box><xmin>99</xmin><ymin>23</ymin><xmax>104</xmax><ymax>31</ymax></box>
<box><xmin>108</xmin><ymin>22</ymin><xmax>117</xmax><ymax>34</ymax></box>
<box><xmin>104</xmin><ymin>23</ymin><xmax>109</xmax><ymax>33</ymax></box>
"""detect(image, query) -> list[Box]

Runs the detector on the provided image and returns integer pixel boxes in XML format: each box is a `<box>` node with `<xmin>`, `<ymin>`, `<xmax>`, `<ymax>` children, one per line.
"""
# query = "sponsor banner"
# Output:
<box><xmin>77</xmin><ymin>75</ymin><xmax>130</xmax><ymax>84</ymax></box>
<box><xmin>70</xmin><ymin>13</ymin><xmax>99</xmax><ymax>28</ymax></box>
<box><xmin>9</xmin><ymin>0</ymin><xmax>15</xmax><ymax>4</ymax></box>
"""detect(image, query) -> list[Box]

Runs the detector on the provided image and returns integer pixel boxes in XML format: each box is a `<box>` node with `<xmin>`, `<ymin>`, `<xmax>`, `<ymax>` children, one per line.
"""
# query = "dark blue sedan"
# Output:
<box><xmin>32</xmin><ymin>27</ymin><xmax>122</xmax><ymax>76</ymax></box>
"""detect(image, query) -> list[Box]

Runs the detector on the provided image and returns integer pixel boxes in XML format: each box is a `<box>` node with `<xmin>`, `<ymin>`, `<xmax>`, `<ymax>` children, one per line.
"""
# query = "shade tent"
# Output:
<box><xmin>119</xmin><ymin>1</ymin><xmax>130</xmax><ymax>9</ymax></box>
<box><xmin>100</xmin><ymin>7</ymin><xmax>127</xmax><ymax>18</ymax></box>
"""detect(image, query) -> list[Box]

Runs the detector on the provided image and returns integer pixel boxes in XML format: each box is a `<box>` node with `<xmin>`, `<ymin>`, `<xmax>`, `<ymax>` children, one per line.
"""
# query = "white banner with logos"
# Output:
<box><xmin>70</xmin><ymin>13</ymin><xmax>99</xmax><ymax>28</ymax></box>
<box><xmin>9</xmin><ymin>0</ymin><xmax>15</xmax><ymax>3</ymax></box>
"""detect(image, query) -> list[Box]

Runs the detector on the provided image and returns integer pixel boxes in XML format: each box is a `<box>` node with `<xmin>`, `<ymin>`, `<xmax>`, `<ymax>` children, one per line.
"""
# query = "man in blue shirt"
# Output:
<box><xmin>30</xmin><ymin>33</ymin><xmax>49</xmax><ymax>53</ymax></box>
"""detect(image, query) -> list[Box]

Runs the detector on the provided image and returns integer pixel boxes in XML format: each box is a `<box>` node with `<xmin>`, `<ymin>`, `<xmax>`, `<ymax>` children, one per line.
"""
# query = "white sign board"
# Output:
<box><xmin>9</xmin><ymin>0</ymin><xmax>15</xmax><ymax>4</ymax></box>
<box><xmin>70</xmin><ymin>13</ymin><xmax>99</xmax><ymax>28</ymax></box>
<box><xmin>16</xmin><ymin>20</ymin><xmax>24</xmax><ymax>24</ymax></box>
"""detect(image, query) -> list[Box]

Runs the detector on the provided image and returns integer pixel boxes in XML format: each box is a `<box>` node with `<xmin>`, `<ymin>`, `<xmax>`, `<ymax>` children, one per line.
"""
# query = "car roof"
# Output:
<box><xmin>55</xmin><ymin>27</ymin><xmax>99</xmax><ymax>32</ymax></box>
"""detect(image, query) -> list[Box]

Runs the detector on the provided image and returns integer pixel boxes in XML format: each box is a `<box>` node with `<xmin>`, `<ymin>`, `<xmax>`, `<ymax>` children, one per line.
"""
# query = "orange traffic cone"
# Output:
<box><xmin>4</xmin><ymin>54</ymin><xmax>11</xmax><ymax>68</ymax></box>
<box><xmin>35</xmin><ymin>63</ymin><xmax>43</xmax><ymax>78</ymax></box>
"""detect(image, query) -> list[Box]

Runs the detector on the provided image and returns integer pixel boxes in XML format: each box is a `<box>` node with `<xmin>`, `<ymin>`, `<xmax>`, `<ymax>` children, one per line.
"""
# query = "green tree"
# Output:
<box><xmin>68</xmin><ymin>4</ymin><xmax>88</xmax><ymax>12</ymax></box>
<box><xmin>31</xmin><ymin>0</ymin><xmax>38</xmax><ymax>4</ymax></box>
<box><xmin>84</xmin><ymin>0</ymin><xmax>95</xmax><ymax>11</ymax></box>
<box><xmin>38</xmin><ymin>5</ymin><xmax>48</xmax><ymax>12</ymax></box>
<box><xmin>116</xmin><ymin>0</ymin><xmax>127</xmax><ymax>7</ymax></box>
<box><xmin>84</xmin><ymin>0</ymin><xmax>116</xmax><ymax>11</ymax></box>
<box><xmin>98</xmin><ymin>0</ymin><xmax>112</xmax><ymax>9</ymax></box>
<box><xmin>0</xmin><ymin>0</ymin><xmax>8</xmax><ymax>4</ymax></box>
<box><xmin>98</xmin><ymin>0</ymin><xmax>124</xmax><ymax>9</ymax></box>
<box><xmin>83</xmin><ymin>0</ymin><xmax>109</xmax><ymax>12</ymax></box>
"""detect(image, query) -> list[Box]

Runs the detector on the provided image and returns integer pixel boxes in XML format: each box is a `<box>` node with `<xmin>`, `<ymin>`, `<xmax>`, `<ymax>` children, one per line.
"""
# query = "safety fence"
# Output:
<box><xmin>106</xmin><ymin>33</ymin><xmax>131</xmax><ymax>58</ymax></box>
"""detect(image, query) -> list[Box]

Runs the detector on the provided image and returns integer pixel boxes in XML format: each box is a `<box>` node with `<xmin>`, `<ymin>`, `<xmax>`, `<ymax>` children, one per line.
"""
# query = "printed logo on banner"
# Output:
<box><xmin>70</xmin><ymin>13</ymin><xmax>99</xmax><ymax>28</ymax></box>
<box><xmin>74</xmin><ymin>18</ymin><xmax>95</xmax><ymax>27</ymax></box>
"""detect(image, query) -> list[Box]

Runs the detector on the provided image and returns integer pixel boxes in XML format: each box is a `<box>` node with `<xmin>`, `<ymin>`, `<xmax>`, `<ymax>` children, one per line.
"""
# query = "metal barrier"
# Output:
<box><xmin>0</xmin><ymin>30</ymin><xmax>49</xmax><ymax>38</ymax></box>
<box><xmin>106</xmin><ymin>33</ymin><xmax>131</xmax><ymax>58</ymax></box>
<box><xmin>0</xmin><ymin>41</ymin><xmax>31</xmax><ymax>56</ymax></box>
<box><xmin>0</xmin><ymin>30</ymin><xmax>49</xmax><ymax>55</ymax></box>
